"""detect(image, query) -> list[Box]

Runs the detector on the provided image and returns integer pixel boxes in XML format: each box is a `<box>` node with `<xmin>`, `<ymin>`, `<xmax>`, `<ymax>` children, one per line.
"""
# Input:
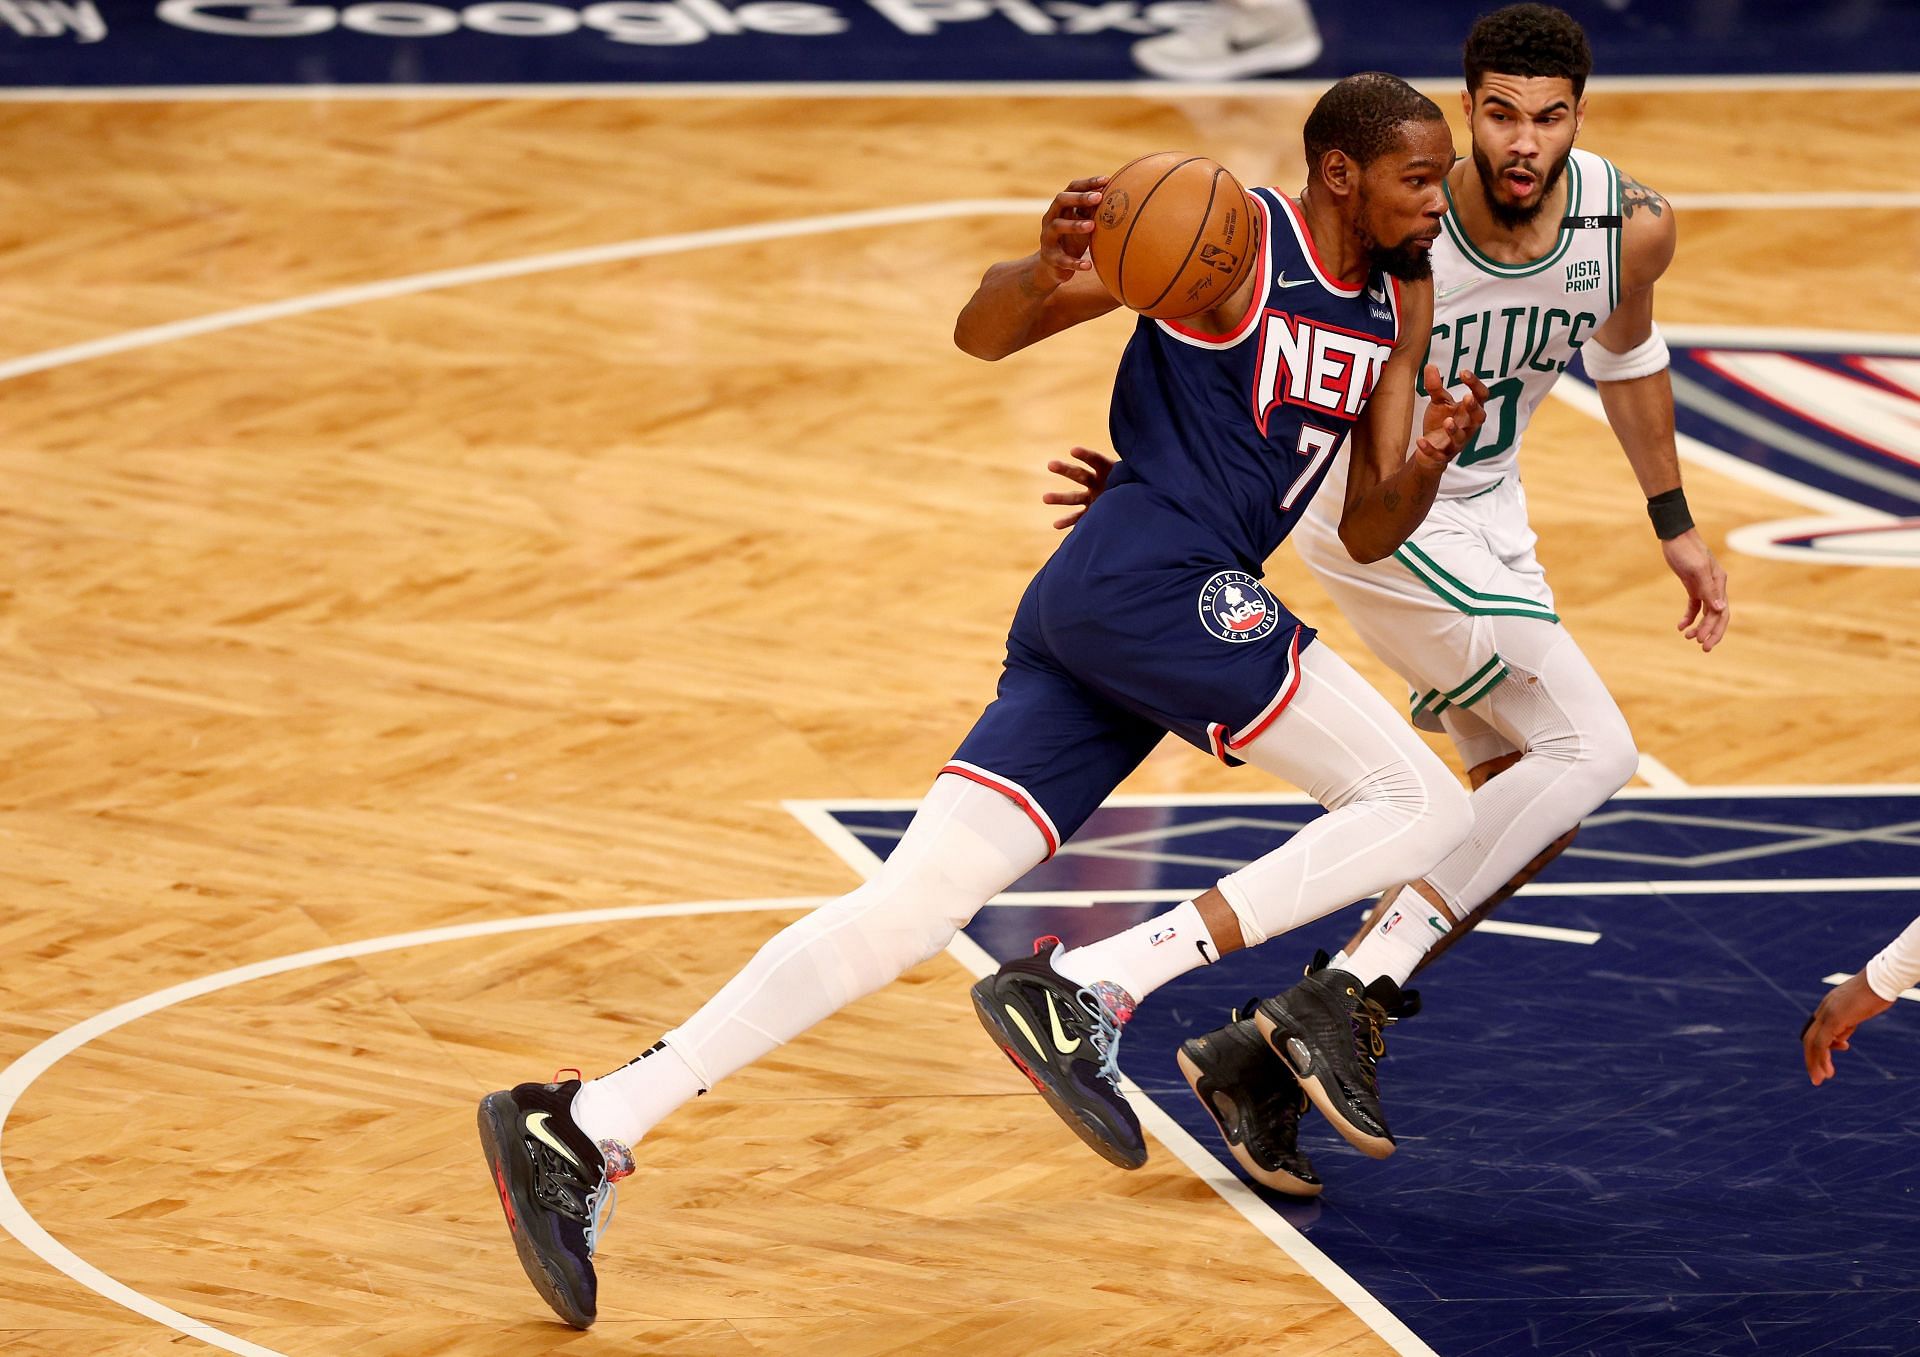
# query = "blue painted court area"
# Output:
<box><xmin>816</xmin><ymin>791</ymin><xmax>1920</xmax><ymax>1357</ymax></box>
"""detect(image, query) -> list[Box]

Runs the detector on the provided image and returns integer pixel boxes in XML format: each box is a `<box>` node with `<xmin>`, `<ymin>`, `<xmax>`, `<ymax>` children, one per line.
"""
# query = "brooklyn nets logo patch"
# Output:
<box><xmin>1197</xmin><ymin>570</ymin><xmax>1279</xmax><ymax>643</ymax></box>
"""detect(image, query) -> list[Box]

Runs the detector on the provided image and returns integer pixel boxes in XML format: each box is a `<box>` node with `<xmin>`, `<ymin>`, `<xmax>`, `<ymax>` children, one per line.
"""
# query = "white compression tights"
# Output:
<box><xmin>1217</xmin><ymin>642</ymin><xmax>1472</xmax><ymax>945</ymax></box>
<box><xmin>576</xmin><ymin>641</ymin><xmax>1470</xmax><ymax>1149</ymax></box>
<box><xmin>1424</xmin><ymin>622</ymin><xmax>1639</xmax><ymax>915</ymax></box>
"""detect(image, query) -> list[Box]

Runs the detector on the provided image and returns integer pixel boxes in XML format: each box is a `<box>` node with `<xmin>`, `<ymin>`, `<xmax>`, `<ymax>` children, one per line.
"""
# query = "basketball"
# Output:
<box><xmin>1090</xmin><ymin>152</ymin><xmax>1256</xmax><ymax>321</ymax></box>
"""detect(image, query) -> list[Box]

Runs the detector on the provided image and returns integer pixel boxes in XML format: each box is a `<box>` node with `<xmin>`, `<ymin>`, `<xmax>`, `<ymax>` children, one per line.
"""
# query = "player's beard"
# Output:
<box><xmin>1368</xmin><ymin>233</ymin><xmax>1434</xmax><ymax>281</ymax></box>
<box><xmin>1473</xmin><ymin>139</ymin><xmax>1571</xmax><ymax>229</ymax></box>
<box><xmin>1354</xmin><ymin>186</ymin><xmax>1435</xmax><ymax>281</ymax></box>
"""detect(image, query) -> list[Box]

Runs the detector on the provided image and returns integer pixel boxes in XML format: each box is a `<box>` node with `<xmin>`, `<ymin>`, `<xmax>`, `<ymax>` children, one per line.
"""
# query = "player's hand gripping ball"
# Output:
<box><xmin>1090</xmin><ymin>152</ymin><xmax>1256</xmax><ymax>321</ymax></box>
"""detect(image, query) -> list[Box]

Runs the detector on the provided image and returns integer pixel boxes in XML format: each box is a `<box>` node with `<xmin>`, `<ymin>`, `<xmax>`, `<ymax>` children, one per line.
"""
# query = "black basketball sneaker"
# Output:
<box><xmin>970</xmin><ymin>937</ymin><xmax>1147</xmax><ymax>1170</ymax></box>
<box><xmin>477</xmin><ymin>1074</ymin><xmax>631</xmax><ymax>1329</ymax></box>
<box><xmin>1254</xmin><ymin>953</ymin><xmax>1418</xmax><ymax>1159</ymax></box>
<box><xmin>1178</xmin><ymin>999</ymin><xmax>1322</xmax><ymax>1196</ymax></box>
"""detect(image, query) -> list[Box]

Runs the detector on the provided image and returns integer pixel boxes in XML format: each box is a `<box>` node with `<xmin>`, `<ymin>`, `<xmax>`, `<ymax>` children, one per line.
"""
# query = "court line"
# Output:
<box><xmin>1823</xmin><ymin>973</ymin><xmax>1920</xmax><ymax>1003</ymax></box>
<box><xmin>1635</xmin><ymin>752</ymin><xmax>1689</xmax><ymax>791</ymax></box>
<box><xmin>3</xmin><ymin>208</ymin><xmax>1915</xmax><ymax>396</ymax></box>
<box><xmin>0</xmin><ymin>200</ymin><xmax>1037</xmax><ymax>388</ymax></box>
<box><xmin>3</xmin><ymin>73</ymin><xmax>1919</xmax><ymax>101</ymax></box>
<box><xmin>798</xmin><ymin>804</ymin><xmax>1446</xmax><ymax>1357</ymax></box>
<box><xmin>0</xmin><ymin>897</ymin><xmax>829</xmax><ymax>1357</ymax></box>
<box><xmin>790</xmin><ymin>784</ymin><xmax>1920</xmax><ymax>813</ymax></box>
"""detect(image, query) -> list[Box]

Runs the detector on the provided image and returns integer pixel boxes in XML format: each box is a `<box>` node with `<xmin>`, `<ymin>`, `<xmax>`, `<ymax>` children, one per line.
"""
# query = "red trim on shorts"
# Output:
<box><xmin>1224</xmin><ymin>628</ymin><xmax>1305</xmax><ymax>752</ymax></box>
<box><xmin>938</xmin><ymin>763</ymin><xmax>1060</xmax><ymax>858</ymax></box>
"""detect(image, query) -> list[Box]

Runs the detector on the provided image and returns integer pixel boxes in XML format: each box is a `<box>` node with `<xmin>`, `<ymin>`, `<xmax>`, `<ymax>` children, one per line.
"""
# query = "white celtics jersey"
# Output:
<box><xmin>1421</xmin><ymin>147</ymin><xmax>1625</xmax><ymax>498</ymax></box>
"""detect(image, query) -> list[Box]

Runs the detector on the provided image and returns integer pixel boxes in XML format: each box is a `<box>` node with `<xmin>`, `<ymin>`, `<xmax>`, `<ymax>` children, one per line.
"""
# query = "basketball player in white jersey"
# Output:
<box><xmin>1050</xmin><ymin>5</ymin><xmax>1732</xmax><ymax>1191</ymax></box>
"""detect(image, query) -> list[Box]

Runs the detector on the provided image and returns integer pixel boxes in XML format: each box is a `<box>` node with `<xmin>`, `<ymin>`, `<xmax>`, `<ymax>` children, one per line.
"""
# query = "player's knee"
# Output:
<box><xmin>1355</xmin><ymin>748</ymin><xmax>1472</xmax><ymax>880</ymax></box>
<box><xmin>812</xmin><ymin>877</ymin><xmax>963</xmax><ymax>978</ymax></box>
<box><xmin>1588</xmin><ymin>727</ymin><xmax>1639</xmax><ymax>803</ymax></box>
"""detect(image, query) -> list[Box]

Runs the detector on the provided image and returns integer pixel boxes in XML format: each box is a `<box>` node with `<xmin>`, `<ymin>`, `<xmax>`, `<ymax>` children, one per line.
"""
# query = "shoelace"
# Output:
<box><xmin>1350</xmin><ymin>995</ymin><xmax>1391</xmax><ymax>1079</ymax></box>
<box><xmin>530</xmin><ymin>1139</ymin><xmax>617</xmax><ymax>1254</ymax></box>
<box><xmin>582</xmin><ymin>1177</ymin><xmax>617</xmax><ymax>1255</ymax></box>
<box><xmin>1075</xmin><ymin>985</ymin><xmax>1127</xmax><ymax>1089</ymax></box>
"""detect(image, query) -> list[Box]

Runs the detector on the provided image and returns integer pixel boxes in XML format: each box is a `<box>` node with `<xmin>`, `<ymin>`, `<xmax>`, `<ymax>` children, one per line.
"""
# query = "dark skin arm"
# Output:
<box><xmin>955</xmin><ymin>173</ymin><xmax>1266</xmax><ymax>360</ymax></box>
<box><xmin>953</xmin><ymin>176</ymin><xmax>1124</xmax><ymax>361</ymax></box>
<box><xmin>1337</xmin><ymin>279</ymin><xmax>1492</xmax><ymax>563</ymax></box>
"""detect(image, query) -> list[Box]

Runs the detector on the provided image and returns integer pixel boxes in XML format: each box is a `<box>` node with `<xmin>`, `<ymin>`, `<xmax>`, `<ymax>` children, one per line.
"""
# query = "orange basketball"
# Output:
<box><xmin>1090</xmin><ymin>152</ymin><xmax>1256</xmax><ymax>321</ymax></box>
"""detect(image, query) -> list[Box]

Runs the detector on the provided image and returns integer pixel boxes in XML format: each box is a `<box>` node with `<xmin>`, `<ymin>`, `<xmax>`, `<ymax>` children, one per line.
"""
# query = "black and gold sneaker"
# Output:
<box><xmin>1178</xmin><ymin>998</ymin><xmax>1321</xmax><ymax>1196</ymax></box>
<box><xmin>1254</xmin><ymin>955</ymin><xmax>1415</xmax><ymax>1160</ymax></box>
<box><xmin>477</xmin><ymin>1074</ymin><xmax>631</xmax><ymax>1329</ymax></box>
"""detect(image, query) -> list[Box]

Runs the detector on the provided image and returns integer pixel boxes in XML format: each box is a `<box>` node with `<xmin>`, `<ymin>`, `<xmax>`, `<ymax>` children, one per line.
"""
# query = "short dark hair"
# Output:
<box><xmin>1464</xmin><ymin>4</ymin><xmax>1592</xmax><ymax>100</ymax></box>
<box><xmin>1302</xmin><ymin>72</ymin><xmax>1446</xmax><ymax>176</ymax></box>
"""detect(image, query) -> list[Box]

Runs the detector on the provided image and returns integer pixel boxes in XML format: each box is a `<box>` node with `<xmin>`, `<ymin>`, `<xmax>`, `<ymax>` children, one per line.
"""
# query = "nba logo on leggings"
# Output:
<box><xmin>1198</xmin><ymin>570</ymin><xmax>1279</xmax><ymax>644</ymax></box>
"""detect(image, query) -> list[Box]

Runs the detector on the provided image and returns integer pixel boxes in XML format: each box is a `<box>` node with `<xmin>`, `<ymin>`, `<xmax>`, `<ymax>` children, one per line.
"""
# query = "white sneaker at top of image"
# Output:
<box><xmin>1133</xmin><ymin>0</ymin><xmax>1324</xmax><ymax>80</ymax></box>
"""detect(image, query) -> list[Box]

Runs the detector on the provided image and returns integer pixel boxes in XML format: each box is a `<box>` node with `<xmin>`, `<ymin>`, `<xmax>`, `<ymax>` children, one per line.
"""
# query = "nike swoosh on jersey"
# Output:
<box><xmin>1367</xmin><ymin>282</ymin><xmax>1387</xmax><ymax>302</ymax></box>
<box><xmin>1274</xmin><ymin>273</ymin><xmax>1313</xmax><ymax>289</ymax></box>
<box><xmin>526</xmin><ymin>1111</ymin><xmax>584</xmax><ymax>1170</ymax></box>
<box><xmin>1437</xmin><ymin>282</ymin><xmax>1474</xmax><ymax>301</ymax></box>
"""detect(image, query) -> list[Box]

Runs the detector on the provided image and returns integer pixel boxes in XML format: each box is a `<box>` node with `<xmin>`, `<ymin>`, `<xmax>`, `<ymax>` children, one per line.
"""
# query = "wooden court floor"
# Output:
<box><xmin>0</xmin><ymin>86</ymin><xmax>1915</xmax><ymax>1355</ymax></box>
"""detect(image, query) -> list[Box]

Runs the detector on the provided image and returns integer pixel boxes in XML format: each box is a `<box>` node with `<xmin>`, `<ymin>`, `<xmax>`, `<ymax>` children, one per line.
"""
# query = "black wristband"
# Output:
<box><xmin>1647</xmin><ymin>487</ymin><xmax>1694</xmax><ymax>540</ymax></box>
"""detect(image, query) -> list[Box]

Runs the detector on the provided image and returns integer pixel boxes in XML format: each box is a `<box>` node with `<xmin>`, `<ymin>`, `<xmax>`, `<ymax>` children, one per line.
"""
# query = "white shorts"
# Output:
<box><xmin>1292</xmin><ymin>467</ymin><xmax>1559</xmax><ymax>733</ymax></box>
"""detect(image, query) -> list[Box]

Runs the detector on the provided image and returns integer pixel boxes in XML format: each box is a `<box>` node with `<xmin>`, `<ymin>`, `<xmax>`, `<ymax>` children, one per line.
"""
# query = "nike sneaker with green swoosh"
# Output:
<box><xmin>969</xmin><ymin>937</ymin><xmax>1147</xmax><ymax>1170</ymax></box>
<box><xmin>477</xmin><ymin>1074</ymin><xmax>632</xmax><ymax>1328</ymax></box>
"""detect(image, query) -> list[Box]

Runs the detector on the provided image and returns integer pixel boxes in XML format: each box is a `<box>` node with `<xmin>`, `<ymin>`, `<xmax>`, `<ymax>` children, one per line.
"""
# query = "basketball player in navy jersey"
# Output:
<box><xmin>476</xmin><ymin>73</ymin><xmax>1487</xmax><ymax>1329</ymax></box>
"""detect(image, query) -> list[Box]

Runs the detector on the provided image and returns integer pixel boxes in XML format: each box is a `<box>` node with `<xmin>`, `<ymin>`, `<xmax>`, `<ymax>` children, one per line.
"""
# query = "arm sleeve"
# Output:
<box><xmin>1863</xmin><ymin>914</ymin><xmax>1920</xmax><ymax>1002</ymax></box>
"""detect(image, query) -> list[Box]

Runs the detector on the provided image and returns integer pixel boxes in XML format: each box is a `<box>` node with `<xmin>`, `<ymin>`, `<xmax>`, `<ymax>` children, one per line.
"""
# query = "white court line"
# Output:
<box><xmin>0</xmin><ymin>199</ymin><xmax>1036</xmax><ymax>388</ymax></box>
<box><xmin>974</xmin><ymin>889</ymin><xmax>1601</xmax><ymax>943</ymax></box>
<box><xmin>792</xmin><ymin>785</ymin><xmax>1920</xmax><ymax>813</ymax></box>
<box><xmin>0</xmin><ymin>897</ymin><xmax>829</xmax><ymax>1357</ymax></box>
<box><xmin>3</xmin><ymin>73</ymin><xmax>1919</xmax><ymax>101</ymax></box>
<box><xmin>1635</xmin><ymin>752</ymin><xmax>1689</xmax><ymax>791</ymax></box>
<box><xmin>2</xmin><ymin>210</ymin><xmax>1911</xmax><ymax>397</ymax></box>
<box><xmin>973</xmin><ymin>878</ymin><xmax>1920</xmax><ymax>902</ymax></box>
<box><xmin>794</xmin><ymin>803</ymin><xmax>1444</xmax><ymax>1357</ymax></box>
<box><xmin>1823</xmin><ymin>973</ymin><xmax>1920</xmax><ymax>1003</ymax></box>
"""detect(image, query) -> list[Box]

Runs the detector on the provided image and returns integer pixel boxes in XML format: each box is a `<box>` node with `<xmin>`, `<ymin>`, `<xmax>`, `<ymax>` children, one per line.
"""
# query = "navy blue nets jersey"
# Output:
<box><xmin>1106</xmin><ymin>186</ymin><xmax>1404</xmax><ymax>568</ymax></box>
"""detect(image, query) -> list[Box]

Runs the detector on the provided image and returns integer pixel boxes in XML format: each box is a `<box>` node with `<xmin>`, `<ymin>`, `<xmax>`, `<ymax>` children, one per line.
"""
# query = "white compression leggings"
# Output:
<box><xmin>662</xmin><ymin>641</ymin><xmax>1471</xmax><ymax>1093</ymax></box>
<box><xmin>1424</xmin><ymin>621</ymin><xmax>1640</xmax><ymax>915</ymax></box>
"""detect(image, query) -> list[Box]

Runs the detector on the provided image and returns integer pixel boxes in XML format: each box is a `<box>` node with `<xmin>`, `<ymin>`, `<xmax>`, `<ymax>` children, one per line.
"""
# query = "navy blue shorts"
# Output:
<box><xmin>947</xmin><ymin>485</ymin><xmax>1316</xmax><ymax>855</ymax></box>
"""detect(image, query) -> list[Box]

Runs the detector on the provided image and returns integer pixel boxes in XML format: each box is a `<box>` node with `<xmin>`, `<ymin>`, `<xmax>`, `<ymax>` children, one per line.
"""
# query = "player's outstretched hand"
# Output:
<box><xmin>1039</xmin><ymin>177</ymin><xmax>1109</xmax><ymax>284</ymax></box>
<box><xmin>1414</xmin><ymin>366</ymin><xmax>1492</xmax><ymax>464</ymax></box>
<box><xmin>1044</xmin><ymin>445</ymin><xmax>1118</xmax><ymax>529</ymax></box>
<box><xmin>1662</xmin><ymin>529</ymin><xmax>1730</xmax><ymax>652</ymax></box>
<box><xmin>1801</xmin><ymin>971</ymin><xmax>1895</xmax><ymax>1086</ymax></box>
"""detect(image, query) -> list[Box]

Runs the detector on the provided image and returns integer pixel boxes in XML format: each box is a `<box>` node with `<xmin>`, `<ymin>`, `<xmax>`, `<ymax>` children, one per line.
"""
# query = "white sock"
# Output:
<box><xmin>1341</xmin><ymin>889</ymin><xmax>1451</xmax><ymax>988</ymax></box>
<box><xmin>1051</xmin><ymin>899</ymin><xmax>1219</xmax><ymax>1011</ymax></box>
<box><xmin>571</xmin><ymin>1040</ymin><xmax>707</xmax><ymax>1152</ymax></box>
